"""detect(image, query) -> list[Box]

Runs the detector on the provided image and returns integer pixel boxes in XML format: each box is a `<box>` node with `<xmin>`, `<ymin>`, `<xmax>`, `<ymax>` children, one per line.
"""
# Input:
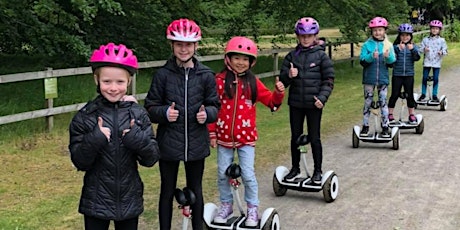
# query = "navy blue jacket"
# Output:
<box><xmin>392</xmin><ymin>44</ymin><xmax>420</xmax><ymax>76</ymax></box>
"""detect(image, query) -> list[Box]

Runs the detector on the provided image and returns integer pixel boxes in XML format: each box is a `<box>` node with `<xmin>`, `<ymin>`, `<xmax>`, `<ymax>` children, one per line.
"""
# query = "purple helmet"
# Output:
<box><xmin>429</xmin><ymin>20</ymin><xmax>443</xmax><ymax>29</ymax></box>
<box><xmin>398</xmin><ymin>23</ymin><xmax>413</xmax><ymax>33</ymax></box>
<box><xmin>295</xmin><ymin>17</ymin><xmax>320</xmax><ymax>35</ymax></box>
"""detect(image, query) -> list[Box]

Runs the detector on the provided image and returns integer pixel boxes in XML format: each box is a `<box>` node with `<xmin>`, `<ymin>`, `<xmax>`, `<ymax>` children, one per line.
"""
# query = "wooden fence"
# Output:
<box><xmin>0</xmin><ymin>44</ymin><xmax>359</xmax><ymax>130</ymax></box>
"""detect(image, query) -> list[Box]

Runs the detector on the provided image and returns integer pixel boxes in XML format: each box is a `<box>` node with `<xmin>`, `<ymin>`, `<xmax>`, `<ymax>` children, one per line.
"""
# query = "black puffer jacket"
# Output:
<box><xmin>69</xmin><ymin>96</ymin><xmax>160</xmax><ymax>221</ymax></box>
<box><xmin>144</xmin><ymin>56</ymin><xmax>220</xmax><ymax>161</ymax></box>
<box><xmin>279</xmin><ymin>43</ymin><xmax>335</xmax><ymax>109</ymax></box>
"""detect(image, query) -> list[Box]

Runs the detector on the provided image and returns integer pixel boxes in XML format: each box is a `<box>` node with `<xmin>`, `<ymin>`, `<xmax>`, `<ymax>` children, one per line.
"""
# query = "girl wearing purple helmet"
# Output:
<box><xmin>358</xmin><ymin>16</ymin><xmax>396</xmax><ymax>138</ymax></box>
<box><xmin>69</xmin><ymin>43</ymin><xmax>160</xmax><ymax>230</ymax></box>
<box><xmin>279</xmin><ymin>17</ymin><xmax>335</xmax><ymax>184</ymax></box>
<box><xmin>417</xmin><ymin>20</ymin><xmax>448</xmax><ymax>102</ymax></box>
<box><xmin>388</xmin><ymin>23</ymin><xmax>421</xmax><ymax>124</ymax></box>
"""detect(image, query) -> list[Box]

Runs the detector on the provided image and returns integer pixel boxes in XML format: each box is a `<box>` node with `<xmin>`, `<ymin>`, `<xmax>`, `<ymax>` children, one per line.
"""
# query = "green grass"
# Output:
<box><xmin>1</xmin><ymin>42</ymin><xmax>459</xmax><ymax>229</ymax></box>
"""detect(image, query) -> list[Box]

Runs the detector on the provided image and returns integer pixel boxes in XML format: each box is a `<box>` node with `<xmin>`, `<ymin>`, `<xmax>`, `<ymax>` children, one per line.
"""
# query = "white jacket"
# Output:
<box><xmin>419</xmin><ymin>35</ymin><xmax>448</xmax><ymax>68</ymax></box>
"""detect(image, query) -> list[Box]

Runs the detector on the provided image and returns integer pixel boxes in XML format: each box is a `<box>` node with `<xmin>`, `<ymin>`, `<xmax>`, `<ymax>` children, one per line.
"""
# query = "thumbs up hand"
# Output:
<box><xmin>167</xmin><ymin>102</ymin><xmax>179</xmax><ymax>122</ymax></box>
<box><xmin>313</xmin><ymin>96</ymin><xmax>323</xmax><ymax>109</ymax></box>
<box><xmin>424</xmin><ymin>46</ymin><xmax>429</xmax><ymax>53</ymax></box>
<box><xmin>274</xmin><ymin>76</ymin><xmax>285</xmax><ymax>92</ymax></box>
<box><xmin>384</xmin><ymin>49</ymin><xmax>390</xmax><ymax>58</ymax></box>
<box><xmin>122</xmin><ymin>119</ymin><xmax>135</xmax><ymax>137</ymax></box>
<box><xmin>398</xmin><ymin>41</ymin><xmax>406</xmax><ymax>51</ymax></box>
<box><xmin>407</xmin><ymin>42</ymin><xmax>414</xmax><ymax>50</ymax></box>
<box><xmin>98</xmin><ymin>117</ymin><xmax>111</xmax><ymax>142</ymax></box>
<box><xmin>196</xmin><ymin>105</ymin><xmax>207</xmax><ymax>124</ymax></box>
<box><xmin>289</xmin><ymin>62</ymin><xmax>298</xmax><ymax>78</ymax></box>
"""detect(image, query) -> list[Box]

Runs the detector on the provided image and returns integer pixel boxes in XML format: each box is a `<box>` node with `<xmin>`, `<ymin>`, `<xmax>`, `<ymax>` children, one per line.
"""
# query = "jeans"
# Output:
<box><xmin>217</xmin><ymin>145</ymin><xmax>259</xmax><ymax>206</ymax></box>
<box><xmin>422</xmin><ymin>67</ymin><xmax>440</xmax><ymax>96</ymax></box>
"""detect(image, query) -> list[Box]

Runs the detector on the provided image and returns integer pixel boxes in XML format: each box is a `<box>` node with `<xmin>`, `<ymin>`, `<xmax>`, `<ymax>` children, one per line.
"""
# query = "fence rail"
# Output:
<box><xmin>0</xmin><ymin>44</ymin><xmax>360</xmax><ymax>129</ymax></box>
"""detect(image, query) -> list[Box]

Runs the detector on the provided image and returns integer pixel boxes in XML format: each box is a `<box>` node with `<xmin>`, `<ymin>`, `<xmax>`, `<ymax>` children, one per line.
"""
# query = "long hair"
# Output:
<box><xmin>393</xmin><ymin>33</ymin><xmax>413</xmax><ymax>45</ymax></box>
<box><xmin>222</xmin><ymin>68</ymin><xmax>258</xmax><ymax>104</ymax></box>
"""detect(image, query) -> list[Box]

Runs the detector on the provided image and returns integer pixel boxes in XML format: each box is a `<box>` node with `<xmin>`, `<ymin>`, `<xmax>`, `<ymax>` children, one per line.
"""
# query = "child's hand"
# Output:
<box><xmin>210</xmin><ymin>139</ymin><xmax>217</xmax><ymax>148</ymax></box>
<box><xmin>424</xmin><ymin>46</ymin><xmax>429</xmax><ymax>53</ymax></box>
<box><xmin>98</xmin><ymin>117</ymin><xmax>111</xmax><ymax>142</ymax></box>
<box><xmin>313</xmin><ymin>96</ymin><xmax>323</xmax><ymax>109</ymax></box>
<box><xmin>122</xmin><ymin>119</ymin><xmax>135</xmax><ymax>137</ymax></box>
<box><xmin>167</xmin><ymin>102</ymin><xmax>179</xmax><ymax>122</ymax></box>
<box><xmin>121</xmin><ymin>95</ymin><xmax>138</xmax><ymax>103</ymax></box>
<box><xmin>384</xmin><ymin>49</ymin><xmax>389</xmax><ymax>58</ymax></box>
<box><xmin>399</xmin><ymin>41</ymin><xmax>406</xmax><ymax>50</ymax></box>
<box><xmin>196</xmin><ymin>105</ymin><xmax>206</xmax><ymax>124</ymax></box>
<box><xmin>289</xmin><ymin>63</ymin><xmax>298</xmax><ymax>78</ymax></box>
<box><xmin>373</xmin><ymin>50</ymin><xmax>379</xmax><ymax>59</ymax></box>
<box><xmin>438</xmin><ymin>50</ymin><xmax>443</xmax><ymax>56</ymax></box>
<box><xmin>407</xmin><ymin>43</ymin><xmax>414</xmax><ymax>50</ymax></box>
<box><xmin>275</xmin><ymin>76</ymin><xmax>285</xmax><ymax>92</ymax></box>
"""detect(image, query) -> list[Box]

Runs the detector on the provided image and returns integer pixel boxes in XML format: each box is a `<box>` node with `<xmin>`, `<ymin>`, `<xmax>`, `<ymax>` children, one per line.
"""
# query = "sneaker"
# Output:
<box><xmin>432</xmin><ymin>95</ymin><xmax>439</xmax><ymax>101</ymax></box>
<box><xmin>284</xmin><ymin>167</ymin><xmax>300</xmax><ymax>182</ymax></box>
<box><xmin>381</xmin><ymin>127</ymin><xmax>391</xmax><ymax>138</ymax></box>
<box><xmin>408</xmin><ymin>114</ymin><xmax>417</xmax><ymax>124</ymax></box>
<box><xmin>388</xmin><ymin>114</ymin><xmax>395</xmax><ymax>122</ymax></box>
<box><xmin>418</xmin><ymin>94</ymin><xmax>426</xmax><ymax>101</ymax></box>
<box><xmin>312</xmin><ymin>171</ymin><xmax>322</xmax><ymax>184</ymax></box>
<box><xmin>245</xmin><ymin>204</ymin><xmax>259</xmax><ymax>227</ymax></box>
<box><xmin>360</xmin><ymin>125</ymin><xmax>369</xmax><ymax>137</ymax></box>
<box><xmin>213</xmin><ymin>202</ymin><xmax>233</xmax><ymax>224</ymax></box>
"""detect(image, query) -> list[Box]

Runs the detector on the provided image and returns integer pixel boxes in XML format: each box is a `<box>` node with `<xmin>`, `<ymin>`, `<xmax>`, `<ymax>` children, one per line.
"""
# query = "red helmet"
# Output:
<box><xmin>89</xmin><ymin>43</ymin><xmax>138</xmax><ymax>75</ymax></box>
<box><xmin>369</xmin><ymin>17</ymin><xmax>388</xmax><ymax>28</ymax></box>
<box><xmin>224</xmin><ymin>36</ymin><xmax>258</xmax><ymax>68</ymax></box>
<box><xmin>166</xmin><ymin>18</ymin><xmax>202</xmax><ymax>42</ymax></box>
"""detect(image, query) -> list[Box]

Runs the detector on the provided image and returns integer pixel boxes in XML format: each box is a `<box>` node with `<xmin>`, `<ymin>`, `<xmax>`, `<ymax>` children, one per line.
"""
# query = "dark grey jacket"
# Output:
<box><xmin>279</xmin><ymin>43</ymin><xmax>335</xmax><ymax>109</ymax></box>
<box><xmin>69</xmin><ymin>96</ymin><xmax>160</xmax><ymax>221</ymax></box>
<box><xmin>144</xmin><ymin>56</ymin><xmax>220</xmax><ymax>161</ymax></box>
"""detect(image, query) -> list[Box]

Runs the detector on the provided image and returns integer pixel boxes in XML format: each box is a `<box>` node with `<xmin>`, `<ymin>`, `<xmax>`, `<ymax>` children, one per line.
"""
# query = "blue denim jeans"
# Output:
<box><xmin>422</xmin><ymin>67</ymin><xmax>440</xmax><ymax>96</ymax></box>
<box><xmin>217</xmin><ymin>145</ymin><xmax>259</xmax><ymax>206</ymax></box>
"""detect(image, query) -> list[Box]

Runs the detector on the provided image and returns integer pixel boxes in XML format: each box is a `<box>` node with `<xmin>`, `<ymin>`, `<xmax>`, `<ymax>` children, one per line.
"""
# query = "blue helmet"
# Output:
<box><xmin>398</xmin><ymin>23</ymin><xmax>413</xmax><ymax>33</ymax></box>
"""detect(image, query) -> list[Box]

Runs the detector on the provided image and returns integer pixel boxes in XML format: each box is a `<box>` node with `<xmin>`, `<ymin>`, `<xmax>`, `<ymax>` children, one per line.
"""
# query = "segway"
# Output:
<box><xmin>272</xmin><ymin>134</ymin><xmax>339</xmax><ymax>203</ymax></box>
<box><xmin>352</xmin><ymin>101</ymin><xmax>400</xmax><ymax>150</ymax></box>
<box><xmin>388</xmin><ymin>92</ymin><xmax>424</xmax><ymax>134</ymax></box>
<box><xmin>203</xmin><ymin>163</ymin><xmax>280</xmax><ymax>230</ymax></box>
<box><xmin>174</xmin><ymin>187</ymin><xmax>196</xmax><ymax>230</ymax></box>
<box><xmin>414</xmin><ymin>75</ymin><xmax>447</xmax><ymax>111</ymax></box>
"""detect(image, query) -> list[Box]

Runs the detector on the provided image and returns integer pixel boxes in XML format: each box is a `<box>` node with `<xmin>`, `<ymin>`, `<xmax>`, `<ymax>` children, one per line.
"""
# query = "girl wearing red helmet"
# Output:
<box><xmin>417</xmin><ymin>20</ymin><xmax>448</xmax><ymax>101</ymax></box>
<box><xmin>144</xmin><ymin>18</ymin><xmax>220</xmax><ymax>230</ymax></box>
<box><xmin>358</xmin><ymin>16</ymin><xmax>396</xmax><ymax>138</ymax></box>
<box><xmin>208</xmin><ymin>36</ymin><xmax>285</xmax><ymax>226</ymax></box>
<box><xmin>69</xmin><ymin>43</ymin><xmax>160</xmax><ymax>230</ymax></box>
<box><xmin>279</xmin><ymin>17</ymin><xmax>335</xmax><ymax>184</ymax></box>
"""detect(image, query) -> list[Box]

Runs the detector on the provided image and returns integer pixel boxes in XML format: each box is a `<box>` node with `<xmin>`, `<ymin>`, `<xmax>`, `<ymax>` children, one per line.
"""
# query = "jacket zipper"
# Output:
<box><xmin>230</xmin><ymin>76</ymin><xmax>238</xmax><ymax>148</ymax></box>
<box><xmin>184</xmin><ymin>68</ymin><xmax>189</xmax><ymax>162</ymax></box>
<box><xmin>113</xmin><ymin>103</ymin><xmax>121</xmax><ymax>219</ymax></box>
<box><xmin>403</xmin><ymin>46</ymin><xmax>406</xmax><ymax>75</ymax></box>
<box><xmin>375</xmin><ymin>42</ymin><xmax>379</xmax><ymax>84</ymax></box>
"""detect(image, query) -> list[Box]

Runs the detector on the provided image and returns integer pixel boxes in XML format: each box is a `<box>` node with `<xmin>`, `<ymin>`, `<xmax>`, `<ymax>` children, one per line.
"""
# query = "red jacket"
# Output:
<box><xmin>208</xmin><ymin>71</ymin><xmax>284</xmax><ymax>148</ymax></box>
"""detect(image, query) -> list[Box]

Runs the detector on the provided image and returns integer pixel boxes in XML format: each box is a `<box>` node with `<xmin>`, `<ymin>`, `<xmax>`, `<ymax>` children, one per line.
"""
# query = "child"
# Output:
<box><xmin>143</xmin><ymin>18</ymin><xmax>220</xmax><ymax>230</ymax></box>
<box><xmin>388</xmin><ymin>23</ymin><xmax>421</xmax><ymax>124</ymax></box>
<box><xmin>208</xmin><ymin>36</ymin><xmax>285</xmax><ymax>227</ymax></box>
<box><xmin>359</xmin><ymin>16</ymin><xmax>396</xmax><ymax>137</ymax></box>
<box><xmin>69</xmin><ymin>43</ymin><xmax>160</xmax><ymax>230</ymax></box>
<box><xmin>418</xmin><ymin>20</ymin><xmax>448</xmax><ymax>101</ymax></box>
<box><xmin>279</xmin><ymin>17</ymin><xmax>334</xmax><ymax>184</ymax></box>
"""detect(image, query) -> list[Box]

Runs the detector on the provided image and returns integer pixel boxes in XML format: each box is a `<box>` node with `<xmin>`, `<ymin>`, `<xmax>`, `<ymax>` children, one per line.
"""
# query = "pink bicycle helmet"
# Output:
<box><xmin>224</xmin><ymin>36</ymin><xmax>258</xmax><ymax>68</ymax></box>
<box><xmin>294</xmin><ymin>17</ymin><xmax>320</xmax><ymax>35</ymax></box>
<box><xmin>89</xmin><ymin>43</ymin><xmax>138</xmax><ymax>75</ymax></box>
<box><xmin>166</xmin><ymin>18</ymin><xmax>202</xmax><ymax>42</ymax></box>
<box><xmin>369</xmin><ymin>17</ymin><xmax>388</xmax><ymax>28</ymax></box>
<box><xmin>429</xmin><ymin>20</ymin><xmax>443</xmax><ymax>29</ymax></box>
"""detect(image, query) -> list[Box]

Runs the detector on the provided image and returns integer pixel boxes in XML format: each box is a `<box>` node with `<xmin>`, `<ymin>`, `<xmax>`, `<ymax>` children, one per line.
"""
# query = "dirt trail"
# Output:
<box><xmin>255</xmin><ymin>66</ymin><xmax>460</xmax><ymax>230</ymax></box>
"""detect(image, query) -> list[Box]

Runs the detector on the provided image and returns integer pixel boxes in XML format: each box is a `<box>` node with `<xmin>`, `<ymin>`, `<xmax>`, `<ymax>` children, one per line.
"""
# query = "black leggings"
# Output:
<box><xmin>388</xmin><ymin>75</ymin><xmax>416</xmax><ymax>109</ymax></box>
<box><xmin>289</xmin><ymin>106</ymin><xmax>323</xmax><ymax>173</ymax></box>
<box><xmin>159</xmin><ymin>159</ymin><xmax>205</xmax><ymax>230</ymax></box>
<box><xmin>84</xmin><ymin>215</ymin><xmax>138</xmax><ymax>230</ymax></box>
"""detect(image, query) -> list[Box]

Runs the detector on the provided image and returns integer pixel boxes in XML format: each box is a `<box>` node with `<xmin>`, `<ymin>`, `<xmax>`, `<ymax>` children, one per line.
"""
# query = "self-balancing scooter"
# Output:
<box><xmin>352</xmin><ymin>101</ymin><xmax>400</xmax><ymax>150</ymax></box>
<box><xmin>388</xmin><ymin>92</ymin><xmax>424</xmax><ymax>134</ymax></box>
<box><xmin>174</xmin><ymin>187</ymin><xmax>196</xmax><ymax>230</ymax></box>
<box><xmin>203</xmin><ymin>163</ymin><xmax>280</xmax><ymax>230</ymax></box>
<box><xmin>414</xmin><ymin>75</ymin><xmax>447</xmax><ymax>111</ymax></box>
<box><xmin>272</xmin><ymin>134</ymin><xmax>339</xmax><ymax>202</ymax></box>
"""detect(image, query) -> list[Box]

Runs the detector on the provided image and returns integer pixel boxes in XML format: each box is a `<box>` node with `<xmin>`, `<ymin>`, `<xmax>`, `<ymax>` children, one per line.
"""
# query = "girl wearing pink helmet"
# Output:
<box><xmin>417</xmin><ymin>19</ymin><xmax>448</xmax><ymax>101</ymax></box>
<box><xmin>69</xmin><ymin>43</ymin><xmax>160</xmax><ymax>230</ymax></box>
<box><xmin>144</xmin><ymin>18</ymin><xmax>220</xmax><ymax>230</ymax></box>
<box><xmin>358</xmin><ymin>16</ymin><xmax>396</xmax><ymax>137</ymax></box>
<box><xmin>279</xmin><ymin>17</ymin><xmax>334</xmax><ymax>184</ymax></box>
<box><xmin>208</xmin><ymin>36</ymin><xmax>284</xmax><ymax>226</ymax></box>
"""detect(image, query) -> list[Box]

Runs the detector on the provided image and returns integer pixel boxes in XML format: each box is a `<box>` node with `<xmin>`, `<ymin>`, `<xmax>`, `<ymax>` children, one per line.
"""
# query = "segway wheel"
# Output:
<box><xmin>440</xmin><ymin>98</ymin><xmax>447</xmax><ymax>111</ymax></box>
<box><xmin>323</xmin><ymin>173</ymin><xmax>339</xmax><ymax>203</ymax></box>
<box><xmin>272</xmin><ymin>173</ymin><xmax>287</xmax><ymax>196</ymax></box>
<box><xmin>415</xmin><ymin>118</ymin><xmax>424</xmax><ymax>134</ymax></box>
<box><xmin>261</xmin><ymin>210</ymin><xmax>281</xmax><ymax>230</ymax></box>
<box><xmin>392</xmin><ymin>129</ymin><xmax>400</xmax><ymax>150</ymax></box>
<box><xmin>352</xmin><ymin>129</ymin><xmax>359</xmax><ymax>148</ymax></box>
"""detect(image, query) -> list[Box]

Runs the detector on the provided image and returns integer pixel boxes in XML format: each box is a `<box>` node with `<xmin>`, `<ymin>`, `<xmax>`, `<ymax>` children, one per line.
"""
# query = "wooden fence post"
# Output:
<box><xmin>45</xmin><ymin>67</ymin><xmax>54</xmax><ymax>132</ymax></box>
<box><xmin>273</xmin><ymin>51</ymin><xmax>279</xmax><ymax>77</ymax></box>
<box><xmin>131</xmin><ymin>73</ymin><xmax>137</xmax><ymax>98</ymax></box>
<box><xmin>350</xmin><ymin>43</ymin><xmax>355</xmax><ymax>68</ymax></box>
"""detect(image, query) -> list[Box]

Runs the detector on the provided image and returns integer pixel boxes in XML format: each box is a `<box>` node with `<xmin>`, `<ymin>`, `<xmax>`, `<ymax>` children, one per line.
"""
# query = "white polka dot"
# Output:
<box><xmin>223</xmin><ymin>99</ymin><xmax>227</xmax><ymax>104</ymax></box>
<box><xmin>218</xmin><ymin>85</ymin><xmax>223</xmax><ymax>90</ymax></box>
<box><xmin>241</xmin><ymin>95</ymin><xmax>245</xmax><ymax>99</ymax></box>
<box><xmin>238</xmin><ymin>115</ymin><xmax>242</xmax><ymax>119</ymax></box>
<box><xmin>237</xmin><ymin>135</ymin><xmax>241</xmax><ymax>139</ymax></box>
<box><xmin>225</xmin><ymin>135</ymin><xmax>229</xmax><ymax>139</ymax></box>
<box><xmin>226</xmin><ymin>115</ymin><xmax>230</xmax><ymax>119</ymax></box>
<box><xmin>247</xmin><ymin>136</ymin><xmax>251</xmax><ymax>140</ymax></box>
<box><xmin>242</xmin><ymin>131</ymin><xmax>246</xmax><ymax>135</ymax></box>
<box><xmin>220</xmin><ymin>129</ymin><xmax>225</xmax><ymax>133</ymax></box>
<box><xmin>239</xmin><ymin>105</ymin><xmax>243</xmax><ymax>109</ymax></box>
<box><xmin>225</xmin><ymin>125</ymin><xmax>228</xmax><ymax>129</ymax></box>
<box><xmin>237</xmin><ymin>125</ymin><xmax>241</xmax><ymax>129</ymax></box>
<box><xmin>227</xmin><ymin>105</ymin><xmax>231</xmax><ymax>109</ymax></box>
<box><xmin>255</xmin><ymin>136</ymin><xmax>258</xmax><ymax>140</ymax></box>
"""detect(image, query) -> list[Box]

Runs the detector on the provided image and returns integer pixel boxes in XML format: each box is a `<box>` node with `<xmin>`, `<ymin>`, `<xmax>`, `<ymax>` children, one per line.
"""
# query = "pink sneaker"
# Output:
<box><xmin>245</xmin><ymin>204</ymin><xmax>259</xmax><ymax>227</ymax></box>
<box><xmin>213</xmin><ymin>202</ymin><xmax>233</xmax><ymax>224</ymax></box>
